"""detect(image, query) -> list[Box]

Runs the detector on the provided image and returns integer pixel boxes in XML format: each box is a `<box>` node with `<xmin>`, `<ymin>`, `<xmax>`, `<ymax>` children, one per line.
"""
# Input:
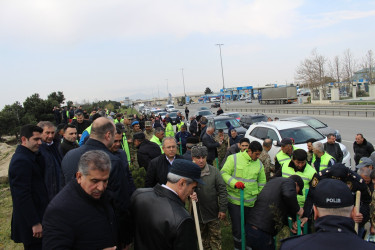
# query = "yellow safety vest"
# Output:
<box><xmin>281</xmin><ymin>160</ymin><xmax>316</xmax><ymax>206</ymax></box>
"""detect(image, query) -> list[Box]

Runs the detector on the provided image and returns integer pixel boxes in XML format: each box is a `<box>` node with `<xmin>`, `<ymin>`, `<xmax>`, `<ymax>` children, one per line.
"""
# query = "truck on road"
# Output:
<box><xmin>259</xmin><ymin>86</ymin><xmax>297</xmax><ymax>105</ymax></box>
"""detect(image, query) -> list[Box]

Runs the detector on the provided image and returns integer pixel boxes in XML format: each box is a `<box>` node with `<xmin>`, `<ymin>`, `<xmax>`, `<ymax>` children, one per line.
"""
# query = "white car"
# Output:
<box><xmin>244</xmin><ymin>121</ymin><xmax>351</xmax><ymax>168</ymax></box>
<box><xmin>165</xmin><ymin>104</ymin><xmax>175</xmax><ymax>112</ymax></box>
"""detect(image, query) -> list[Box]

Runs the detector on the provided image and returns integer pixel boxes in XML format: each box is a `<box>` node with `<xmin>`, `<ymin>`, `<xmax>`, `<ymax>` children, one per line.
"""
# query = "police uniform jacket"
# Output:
<box><xmin>281</xmin><ymin>215</ymin><xmax>375</xmax><ymax>250</ymax></box>
<box><xmin>131</xmin><ymin>184</ymin><xmax>198</xmax><ymax>250</ymax></box>
<box><xmin>8</xmin><ymin>145</ymin><xmax>49</xmax><ymax>245</ymax></box>
<box><xmin>43</xmin><ymin>179</ymin><xmax>117</xmax><ymax>249</ymax></box>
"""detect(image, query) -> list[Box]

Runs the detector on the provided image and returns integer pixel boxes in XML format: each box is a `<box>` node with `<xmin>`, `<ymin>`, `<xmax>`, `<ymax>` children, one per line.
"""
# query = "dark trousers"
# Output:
<box><xmin>24</xmin><ymin>242</ymin><xmax>42</xmax><ymax>250</ymax></box>
<box><xmin>228</xmin><ymin>202</ymin><xmax>251</xmax><ymax>250</ymax></box>
<box><xmin>246</xmin><ymin>224</ymin><xmax>274</xmax><ymax>250</ymax></box>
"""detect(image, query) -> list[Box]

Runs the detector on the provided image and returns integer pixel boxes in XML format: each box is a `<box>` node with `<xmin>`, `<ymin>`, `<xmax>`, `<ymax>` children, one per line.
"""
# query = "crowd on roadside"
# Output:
<box><xmin>7</xmin><ymin>106</ymin><xmax>375</xmax><ymax>249</ymax></box>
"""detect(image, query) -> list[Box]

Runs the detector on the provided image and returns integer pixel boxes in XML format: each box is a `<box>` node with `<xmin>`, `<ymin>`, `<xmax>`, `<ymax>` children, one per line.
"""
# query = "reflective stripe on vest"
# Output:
<box><xmin>122</xmin><ymin>133</ymin><xmax>131</xmax><ymax>164</ymax></box>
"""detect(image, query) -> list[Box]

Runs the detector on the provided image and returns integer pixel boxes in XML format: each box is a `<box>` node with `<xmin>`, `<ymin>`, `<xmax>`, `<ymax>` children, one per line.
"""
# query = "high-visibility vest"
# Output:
<box><xmin>165</xmin><ymin>122</ymin><xmax>175</xmax><ymax>137</ymax></box>
<box><xmin>311</xmin><ymin>152</ymin><xmax>335</xmax><ymax>172</ymax></box>
<box><xmin>282</xmin><ymin>160</ymin><xmax>316</xmax><ymax>206</ymax></box>
<box><xmin>276</xmin><ymin>145</ymin><xmax>299</xmax><ymax>167</ymax></box>
<box><xmin>221</xmin><ymin>151</ymin><xmax>266</xmax><ymax>207</ymax></box>
<box><xmin>114</xmin><ymin>119</ymin><xmax>124</xmax><ymax>124</ymax></box>
<box><xmin>150</xmin><ymin>135</ymin><xmax>164</xmax><ymax>154</ymax></box>
<box><xmin>122</xmin><ymin>133</ymin><xmax>131</xmax><ymax>165</ymax></box>
<box><xmin>176</xmin><ymin>121</ymin><xmax>185</xmax><ymax>132</ymax></box>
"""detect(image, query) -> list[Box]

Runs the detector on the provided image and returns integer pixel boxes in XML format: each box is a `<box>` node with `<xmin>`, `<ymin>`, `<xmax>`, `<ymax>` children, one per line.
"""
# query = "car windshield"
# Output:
<box><xmin>169</xmin><ymin>112</ymin><xmax>177</xmax><ymax>117</ymax></box>
<box><xmin>159</xmin><ymin>112</ymin><xmax>167</xmax><ymax>116</ymax></box>
<box><xmin>251</xmin><ymin>116</ymin><xmax>268</xmax><ymax>123</ymax></box>
<box><xmin>199</xmin><ymin>107</ymin><xmax>209</xmax><ymax>110</ymax></box>
<box><xmin>214</xmin><ymin>118</ymin><xmax>241</xmax><ymax>129</ymax></box>
<box><xmin>300</xmin><ymin>118</ymin><xmax>327</xmax><ymax>129</ymax></box>
<box><xmin>228</xmin><ymin>113</ymin><xmax>241</xmax><ymax>119</ymax></box>
<box><xmin>199</xmin><ymin>110</ymin><xmax>213</xmax><ymax>116</ymax></box>
<box><xmin>279</xmin><ymin>126</ymin><xmax>325</xmax><ymax>144</ymax></box>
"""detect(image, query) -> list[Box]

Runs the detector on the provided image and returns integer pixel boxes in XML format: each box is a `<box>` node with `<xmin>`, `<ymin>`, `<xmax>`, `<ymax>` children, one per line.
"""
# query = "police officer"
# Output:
<box><xmin>301</xmin><ymin>163</ymin><xmax>371</xmax><ymax>237</ymax></box>
<box><xmin>281</xmin><ymin>179</ymin><xmax>374</xmax><ymax>250</ymax></box>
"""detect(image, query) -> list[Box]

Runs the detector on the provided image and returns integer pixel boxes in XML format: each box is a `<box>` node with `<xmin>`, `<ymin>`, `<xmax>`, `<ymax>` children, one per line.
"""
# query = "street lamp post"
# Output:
<box><xmin>181</xmin><ymin>68</ymin><xmax>187</xmax><ymax>105</ymax></box>
<box><xmin>216</xmin><ymin>43</ymin><xmax>226</xmax><ymax>106</ymax></box>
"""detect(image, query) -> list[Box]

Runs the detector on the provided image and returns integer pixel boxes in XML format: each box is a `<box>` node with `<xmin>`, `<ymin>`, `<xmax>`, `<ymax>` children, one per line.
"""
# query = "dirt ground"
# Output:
<box><xmin>0</xmin><ymin>137</ymin><xmax>17</xmax><ymax>184</ymax></box>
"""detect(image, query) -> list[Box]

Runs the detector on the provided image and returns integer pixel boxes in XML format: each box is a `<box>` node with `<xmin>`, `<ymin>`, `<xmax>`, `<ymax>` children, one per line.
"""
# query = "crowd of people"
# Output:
<box><xmin>7</xmin><ymin>106</ymin><xmax>375</xmax><ymax>249</ymax></box>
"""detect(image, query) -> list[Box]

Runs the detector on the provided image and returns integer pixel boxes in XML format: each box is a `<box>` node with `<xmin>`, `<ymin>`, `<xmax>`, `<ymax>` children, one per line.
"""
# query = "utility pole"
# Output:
<box><xmin>216</xmin><ymin>43</ymin><xmax>226</xmax><ymax>107</ymax></box>
<box><xmin>181</xmin><ymin>68</ymin><xmax>186</xmax><ymax>96</ymax></box>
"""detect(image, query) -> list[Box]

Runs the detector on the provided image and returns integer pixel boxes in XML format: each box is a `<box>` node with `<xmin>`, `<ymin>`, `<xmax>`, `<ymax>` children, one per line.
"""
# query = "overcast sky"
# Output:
<box><xmin>0</xmin><ymin>0</ymin><xmax>374</xmax><ymax>108</ymax></box>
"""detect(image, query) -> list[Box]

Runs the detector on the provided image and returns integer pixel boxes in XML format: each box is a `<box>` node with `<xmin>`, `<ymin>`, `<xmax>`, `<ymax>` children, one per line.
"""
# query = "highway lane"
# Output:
<box><xmin>179</xmin><ymin>102</ymin><xmax>375</xmax><ymax>167</ymax></box>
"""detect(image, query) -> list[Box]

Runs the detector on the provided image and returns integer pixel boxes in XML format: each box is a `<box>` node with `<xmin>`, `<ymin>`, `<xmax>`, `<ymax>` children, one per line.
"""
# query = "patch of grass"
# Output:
<box><xmin>0</xmin><ymin>184</ymin><xmax>23</xmax><ymax>249</ymax></box>
<box><xmin>349</xmin><ymin>102</ymin><xmax>375</xmax><ymax>105</ymax></box>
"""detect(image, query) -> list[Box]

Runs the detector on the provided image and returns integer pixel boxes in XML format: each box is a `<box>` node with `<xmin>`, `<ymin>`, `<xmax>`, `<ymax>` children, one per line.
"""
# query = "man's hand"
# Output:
<box><xmin>353</xmin><ymin>212</ymin><xmax>363</xmax><ymax>223</ymax></box>
<box><xmin>103</xmin><ymin>247</ymin><xmax>116</xmax><ymax>250</ymax></box>
<box><xmin>234</xmin><ymin>182</ymin><xmax>245</xmax><ymax>189</ymax></box>
<box><xmin>218</xmin><ymin>212</ymin><xmax>226</xmax><ymax>220</ymax></box>
<box><xmin>300</xmin><ymin>217</ymin><xmax>308</xmax><ymax>227</ymax></box>
<box><xmin>297</xmin><ymin>208</ymin><xmax>304</xmax><ymax>218</ymax></box>
<box><xmin>32</xmin><ymin>223</ymin><xmax>43</xmax><ymax>238</ymax></box>
<box><xmin>371</xmin><ymin>226</ymin><xmax>375</xmax><ymax>235</ymax></box>
<box><xmin>290</xmin><ymin>221</ymin><xmax>297</xmax><ymax>234</ymax></box>
<box><xmin>190</xmin><ymin>192</ymin><xmax>198</xmax><ymax>202</ymax></box>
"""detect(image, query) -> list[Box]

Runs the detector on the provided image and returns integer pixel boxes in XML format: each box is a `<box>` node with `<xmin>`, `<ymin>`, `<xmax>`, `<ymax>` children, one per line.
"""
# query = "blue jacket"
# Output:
<box><xmin>8</xmin><ymin>145</ymin><xmax>49</xmax><ymax>245</ymax></box>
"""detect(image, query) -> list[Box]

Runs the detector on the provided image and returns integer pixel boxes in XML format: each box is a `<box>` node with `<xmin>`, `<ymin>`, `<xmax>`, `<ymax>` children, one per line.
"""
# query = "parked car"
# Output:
<box><xmin>168</xmin><ymin>112</ymin><xmax>178</xmax><ymax>125</ymax></box>
<box><xmin>240</xmin><ymin>114</ymin><xmax>268</xmax><ymax>129</ymax></box>
<box><xmin>220</xmin><ymin>112</ymin><xmax>241</xmax><ymax>122</ymax></box>
<box><xmin>158</xmin><ymin>111</ymin><xmax>167</xmax><ymax>120</ymax></box>
<box><xmin>165</xmin><ymin>104</ymin><xmax>175</xmax><ymax>112</ymax></box>
<box><xmin>281</xmin><ymin>116</ymin><xmax>342</xmax><ymax>142</ymax></box>
<box><xmin>198</xmin><ymin>106</ymin><xmax>210</xmax><ymax>111</ymax></box>
<box><xmin>244</xmin><ymin>121</ymin><xmax>351</xmax><ymax>167</ymax></box>
<box><xmin>211</xmin><ymin>103</ymin><xmax>220</xmax><ymax>108</ymax></box>
<box><xmin>195</xmin><ymin>110</ymin><xmax>214</xmax><ymax>117</ymax></box>
<box><xmin>207</xmin><ymin>115</ymin><xmax>247</xmax><ymax>137</ymax></box>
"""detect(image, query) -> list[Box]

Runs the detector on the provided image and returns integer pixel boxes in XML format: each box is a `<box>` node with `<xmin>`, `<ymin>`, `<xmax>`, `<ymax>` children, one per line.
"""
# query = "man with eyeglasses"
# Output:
<box><xmin>145</xmin><ymin>137</ymin><xmax>183</xmax><ymax>188</ymax></box>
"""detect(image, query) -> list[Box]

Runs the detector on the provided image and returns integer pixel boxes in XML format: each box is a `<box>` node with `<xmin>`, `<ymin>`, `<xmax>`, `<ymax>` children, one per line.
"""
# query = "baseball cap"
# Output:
<box><xmin>288</xmin><ymin>175</ymin><xmax>304</xmax><ymax>195</ymax></box>
<box><xmin>314</xmin><ymin>179</ymin><xmax>354</xmax><ymax>208</ymax></box>
<box><xmin>356</xmin><ymin>157</ymin><xmax>374</xmax><ymax>169</ymax></box>
<box><xmin>281</xmin><ymin>138</ymin><xmax>292</xmax><ymax>146</ymax></box>
<box><xmin>191</xmin><ymin>145</ymin><xmax>208</xmax><ymax>158</ymax></box>
<box><xmin>169</xmin><ymin>159</ymin><xmax>205</xmax><ymax>185</ymax></box>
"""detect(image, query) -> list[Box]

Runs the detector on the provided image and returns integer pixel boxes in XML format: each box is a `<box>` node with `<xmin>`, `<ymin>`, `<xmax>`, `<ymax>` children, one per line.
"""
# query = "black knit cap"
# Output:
<box><xmin>169</xmin><ymin>159</ymin><xmax>205</xmax><ymax>185</ymax></box>
<box><xmin>314</xmin><ymin>179</ymin><xmax>354</xmax><ymax>208</ymax></box>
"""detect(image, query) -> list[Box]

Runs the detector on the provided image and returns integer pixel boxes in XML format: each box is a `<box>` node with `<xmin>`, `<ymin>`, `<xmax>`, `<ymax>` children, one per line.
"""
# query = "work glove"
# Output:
<box><xmin>234</xmin><ymin>181</ymin><xmax>245</xmax><ymax>189</ymax></box>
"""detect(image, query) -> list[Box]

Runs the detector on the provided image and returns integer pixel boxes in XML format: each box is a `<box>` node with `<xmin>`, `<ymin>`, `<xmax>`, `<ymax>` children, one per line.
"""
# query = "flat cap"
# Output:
<box><xmin>191</xmin><ymin>145</ymin><xmax>208</xmax><ymax>158</ymax></box>
<box><xmin>169</xmin><ymin>159</ymin><xmax>204</xmax><ymax>185</ymax></box>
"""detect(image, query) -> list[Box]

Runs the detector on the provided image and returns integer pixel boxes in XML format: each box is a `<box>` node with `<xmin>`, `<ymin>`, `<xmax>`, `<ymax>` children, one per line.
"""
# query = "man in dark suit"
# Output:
<box><xmin>8</xmin><ymin>124</ymin><xmax>49</xmax><ymax>250</ymax></box>
<box><xmin>61</xmin><ymin>117</ymin><xmax>135</xmax><ymax>249</ymax></box>
<box><xmin>202</xmin><ymin>126</ymin><xmax>222</xmax><ymax>165</ymax></box>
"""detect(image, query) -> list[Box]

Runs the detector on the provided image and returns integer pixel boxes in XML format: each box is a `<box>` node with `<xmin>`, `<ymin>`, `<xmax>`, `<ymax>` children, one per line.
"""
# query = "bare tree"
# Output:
<box><xmin>342</xmin><ymin>49</ymin><xmax>357</xmax><ymax>83</ymax></box>
<box><xmin>328</xmin><ymin>55</ymin><xmax>341</xmax><ymax>83</ymax></box>
<box><xmin>361</xmin><ymin>50</ymin><xmax>375</xmax><ymax>84</ymax></box>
